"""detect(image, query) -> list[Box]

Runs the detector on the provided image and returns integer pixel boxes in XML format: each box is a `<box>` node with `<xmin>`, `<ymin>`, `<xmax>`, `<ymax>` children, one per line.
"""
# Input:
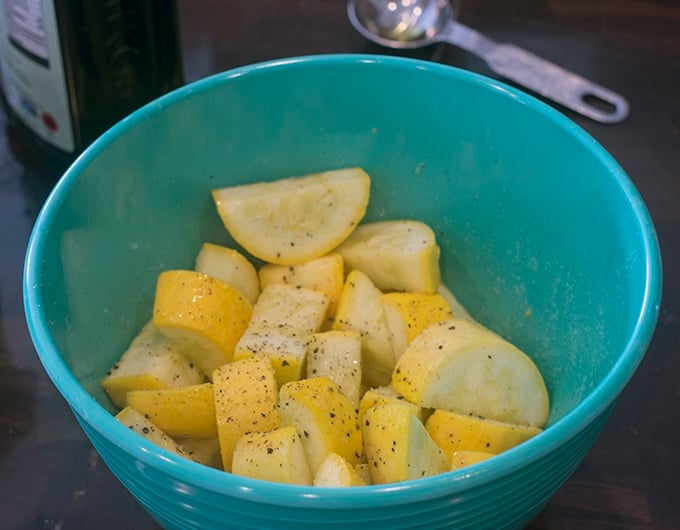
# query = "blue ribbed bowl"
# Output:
<box><xmin>24</xmin><ymin>54</ymin><xmax>661</xmax><ymax>529</ymax></box>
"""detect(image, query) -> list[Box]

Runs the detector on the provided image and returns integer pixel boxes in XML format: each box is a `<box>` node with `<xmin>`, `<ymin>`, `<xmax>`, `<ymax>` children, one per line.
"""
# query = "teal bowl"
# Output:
<box><xmin>24</xmin><ymin>54</ymin><xmax>661</xmax><ymax>529</ymax></box>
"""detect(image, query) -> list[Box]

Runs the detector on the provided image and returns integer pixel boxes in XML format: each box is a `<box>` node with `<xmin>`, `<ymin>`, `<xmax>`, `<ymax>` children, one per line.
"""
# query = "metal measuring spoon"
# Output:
<box><xmin>347</xmin><ymin>0</ymin><xmax>629</xmax><ymax>123</ymax></box>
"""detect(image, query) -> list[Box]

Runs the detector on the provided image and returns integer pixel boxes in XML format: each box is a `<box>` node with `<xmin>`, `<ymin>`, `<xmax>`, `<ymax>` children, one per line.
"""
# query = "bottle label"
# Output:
<box><xmin>0</xmin><ymin>0</ymin><xmax>75</xmax><ymax>152</ymax></box>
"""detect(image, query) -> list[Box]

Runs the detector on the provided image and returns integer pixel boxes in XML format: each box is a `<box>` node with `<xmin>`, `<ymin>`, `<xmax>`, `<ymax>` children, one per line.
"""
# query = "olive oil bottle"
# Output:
<box><xmin>0</xmin><ymin>0</ymin><xmax>183</xmax><ymax>160</ymax></box>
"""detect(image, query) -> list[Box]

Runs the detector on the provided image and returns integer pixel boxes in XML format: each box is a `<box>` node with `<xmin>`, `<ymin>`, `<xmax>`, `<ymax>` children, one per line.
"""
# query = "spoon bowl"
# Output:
<box><xmin>349</xmin><ymin>0</ymin><xmax>454</xmax><ymax>49</ymax></box>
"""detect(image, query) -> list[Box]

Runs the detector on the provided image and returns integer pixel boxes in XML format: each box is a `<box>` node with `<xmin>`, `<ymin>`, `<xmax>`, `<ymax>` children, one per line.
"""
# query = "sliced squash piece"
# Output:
<box><xmin>115</xmin><ymin>406</ymin><xmax>187</xmax><ymax>458</ymax></box>
<box><xmin>306</xmin><ymin>330</ymin><xmax>362</xmax><ymax>409</ymax></box>
<box><xmin>101</xmin><ymin>320</ymin><xmax>205</xmax><ymax>408</ymax></box>
<box><xmin>234</xmin><ymin>283</ymin><xmax>329</xmax><ymax>385</ymax></box>
<box><xmin>362</xmin><ymin>402</ymin><xmax>448</xmax><ymax>484</ymax></box>
<box><xmin>335</xmin><ymin>219</ymin><xmax>441</xmax><ymax>294</ymax></box>
<box><xmin>212</xmin><ymin>167</ymin><xmax>371</xmax><ymax>265</ymax></box>
<box><xmin>382</xmin><ymin>291</ymin><xmax>453</xmax><ymax>360</ymax></box>
<box><xmin>314</xmin><ymin>452</ymin><xmax>367</xmax><ymax>487</ymax></box>
<box><xmin>392</xmin><ymin>319</ymin><xmax>550</xmax><ymax>428</ymax></box>
<box><xmin>194</xmin><ymin>242</ymin><xmax>260</xmax><ymax>304</ymax></box>
<box><xmin>258</xmin><ymin>253</ymin><xmax>344</xmax><ymax>328</ymax></box>
<box><xmin>152</xmin><ymin>270</ymin><xmax>252</xmax><ymax>376</ymax></box>
<box><xmin>425</xmin><ymin>408</ymin><xmax>542</xmax><ymax>456</ymax></box>
<box><xmin>126</xmin><ymin>383</ymin><xmax>217</xmax><ymax>439</ymax></box>
<box><xmin>278</xmin><ymin>376</ymin><xmax>362</xmax><ymax>474</ymax></box>
<box><xmin>212</xmin><ymin>356</ymin><xmax>280</xmax><ymax>472</ymax></box>
<box><xmin>358</xmin><ymin>385</ymin><xmax>423</xmax><ymax>426</ymax></box>
<box><xmin>333</xmin><ymin>270</ymin><xmax>394</xmax><ymax>387</ymax></box>
<box><xmin>232</xmin><ymin>426</ymin><xmax>313</xmax><ymax>485</ymax></box>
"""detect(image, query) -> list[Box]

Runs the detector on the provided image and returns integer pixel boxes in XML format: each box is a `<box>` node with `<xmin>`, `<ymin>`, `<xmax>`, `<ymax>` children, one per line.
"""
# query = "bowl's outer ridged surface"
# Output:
<box><xmin>80</xmin><ymin>405</ymin><xmax>612</xmax><ymax>529</ymax></box>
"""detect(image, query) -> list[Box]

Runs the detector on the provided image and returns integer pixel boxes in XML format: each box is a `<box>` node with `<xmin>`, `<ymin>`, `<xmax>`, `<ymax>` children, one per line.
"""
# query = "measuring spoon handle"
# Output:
<box><xmin>441</xmin><ymin>22</ymin><xmax>630</xmax><ymax>124</ymax></box>
<box><xmin>486</xmin><ymin>44</ymin><xmax>629</xmax><ymax>123</ymax></box>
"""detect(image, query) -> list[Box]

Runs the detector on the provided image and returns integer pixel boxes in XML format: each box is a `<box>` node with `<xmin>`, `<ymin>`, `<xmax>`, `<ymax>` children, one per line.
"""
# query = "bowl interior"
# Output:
<box><xmin>28</xmin><ymin>55</ymin><xmax>659</xmax><ymax>435</ymax></box>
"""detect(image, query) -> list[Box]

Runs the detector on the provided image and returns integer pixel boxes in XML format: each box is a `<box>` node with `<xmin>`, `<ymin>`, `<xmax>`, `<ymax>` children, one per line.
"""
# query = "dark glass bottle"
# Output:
<box><xmin>0</xmin><ymin>0</ymin><xmax>183</xmax><ymax>162</ymax></box>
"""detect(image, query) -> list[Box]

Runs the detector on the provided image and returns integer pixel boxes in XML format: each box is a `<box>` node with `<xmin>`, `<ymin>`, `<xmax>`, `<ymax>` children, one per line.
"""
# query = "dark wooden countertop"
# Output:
<box><xmin>1</xmin><ymin>1</ymin><xmax>678</xmax><ymax>528</ymax></box>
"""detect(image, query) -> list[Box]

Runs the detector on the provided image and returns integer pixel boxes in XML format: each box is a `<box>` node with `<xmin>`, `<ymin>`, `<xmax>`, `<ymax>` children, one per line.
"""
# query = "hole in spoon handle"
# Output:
<box><xmin>485</xmin><ymin>44</ymin><xmax>629</xmax><ymax>124</ymax></box>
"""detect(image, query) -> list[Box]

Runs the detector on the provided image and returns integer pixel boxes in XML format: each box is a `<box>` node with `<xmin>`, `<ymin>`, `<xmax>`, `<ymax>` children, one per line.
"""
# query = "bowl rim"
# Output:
<box><xmin>23</xmin><ymin>53</ymin><xmax>662</xmax><ymax>507</ymax></box>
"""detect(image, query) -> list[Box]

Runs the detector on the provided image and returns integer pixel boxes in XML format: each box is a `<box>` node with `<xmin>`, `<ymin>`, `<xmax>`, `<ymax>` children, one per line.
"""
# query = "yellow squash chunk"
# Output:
<box><xmin>392</xmin><ymin>319</ymin><xmax>550</xmax><ymax>428</ymax></box>
<box><xmin>363</xmin><ymin>402</ymin><xmax>448</xmax><ymax>484</ymax></box>
<box><xmin>335</xmin><ymin>220</ymin><xmax>441</xmax><ymax>294</ymax></box>
<box><xmin>333</xmin><ymin>270</ymin><xmax>394</xmax><ymax>387</ymax></box>
<box><xmin>259</xmin><ymin>253</ymin><xmax>344</xmax><ymax>328</ymax></box>
<box><xmin>115</xmin><ymin>406</ymin><xmax>187</xmax><ymax>458</ymax></box>
<box><xmin>450</xmin><ymin>450</ymin><xmax>495</xmax><ymax>470</ymax></box>
<box><xmin>382</xmin><ymin>292</ymin><xmax>453</xmax><ymax>360</ymax></box>
<box><xmin>152</xmin><ymin>270</ymin><xmax>252</xmax><ymax>376</ymax></box>
<box><xmin>358</xmin><ymin>385</ymin><xmax>423</xmax><ymax>426</ymax></box>
<box><xmin>211</xmin><ymin>167</ymin><xmax>371</xmax><ymax>265</ymax></box>
<box><xmin>247</xmin><ymin>283</ymin><xmax>329</xmax><ymax>333</ymax></box>
<box><xmin>234</xmin><ymin>283</ymin><xmax>329</xmax><ymax>384</ymax></box>
<box><xmin>101</xmin><ymin>320</ymin><xmax>205</xmax><ymax>409</ymax></box>
<box><xmin>425</xmin><ymin>409</ymin><xmax>542</xmax><ymax>456</ymax></box>
<box><xmin>175</xmin><ymin>437</ymin><xmax>222</xmax><ymax>468</ymax></box>
<box><xmin>278</xmin><ymin>376</ymin><xmax>362</xmax><ymax>474</ymax></box>
<box><xmin>306</xmin><ymin>330</ymin><xmax>362</xmax><ymax>409</ymax></box>
<box><xmin>212</xmin><ymin>357</ymin><xmax>280</xmax><ymax>471</ymax></box>
<box><xmin>234</xmin><ymin>325</ymin><xmax>309</xmax><ymax>385</ymax></box>
<box><xmin>126</xmin><ymin>383</ymin><xmax>217</xmax><ymax>439</ymax></box>
<box><xmin>232</xmin><ymin>426</ymin><xmax>313</xmax><ymax>486</ymax></box>
<box><xmin>314</xmin><ymin>452</ymin><xmax>367</xmax><ymax>487</ymax></box>
<box><xmin>194</xmin><ymin>242</ymin><xmax>260</xmax><ymax>304</ymax></box>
